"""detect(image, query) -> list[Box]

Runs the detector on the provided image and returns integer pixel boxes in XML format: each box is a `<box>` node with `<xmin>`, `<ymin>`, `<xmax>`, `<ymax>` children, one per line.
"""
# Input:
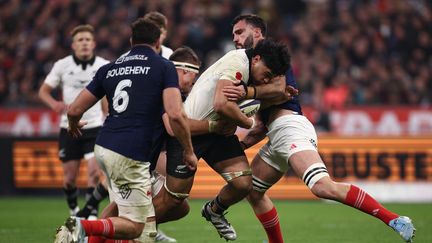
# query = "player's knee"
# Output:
<box><xmin>88</xmin><ymin>168</ymin><xmax>100</xmax><ymax>180</ymax></box>
<box><xmin>310</xmin><ymin>179</ymin><xmax>338</xmax><ymax>200</ymax></box>
<box><xmin>130</xmin><ymin>222</ymin><xmax>145</xmax><ymax>239</ymax></box>
<box><xmin>229</xmin><ymin>176</ymin><xmax>252</xmax><ymax>197</ymax></box>
<box><xmin>64</xmin><ymin>180</ymin><xmax>76</xmax><ymax>189</ymax></box>
<box><xmin>246</xmin><ymin>189</ymin><xmax>265</xmax><ymax>205</ymax></box>
<box><xmin>139</xmin><ymin>218</ymin><xmax>157</xmax><ymax>242</ymax></box>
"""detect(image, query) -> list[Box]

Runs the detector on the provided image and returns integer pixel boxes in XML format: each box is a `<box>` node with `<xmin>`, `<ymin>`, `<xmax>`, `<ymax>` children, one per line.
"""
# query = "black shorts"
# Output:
<box><xmin>58</xmin><ymin>127</ymin><xmax>100</xmax><ymax>162</ymax></box>
<box><xmin>166</xmin><ymin>134</ymin><xmax>245</xmax><ymax>179</ymax></box>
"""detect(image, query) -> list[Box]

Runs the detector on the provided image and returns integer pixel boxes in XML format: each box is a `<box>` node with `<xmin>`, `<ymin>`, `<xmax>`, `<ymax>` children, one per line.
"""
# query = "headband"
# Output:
<box><xmin>173</xmin><ymin>61</ymin><xmax>200</xmax><ymax>74</ymax></box>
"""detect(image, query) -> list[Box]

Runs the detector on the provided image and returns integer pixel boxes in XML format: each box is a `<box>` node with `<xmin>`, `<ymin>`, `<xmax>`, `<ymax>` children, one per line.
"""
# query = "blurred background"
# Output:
<box><xmin>0</xmin><ymin>0</ymin><xmax>431</xmax><ymax>201</ymax></box>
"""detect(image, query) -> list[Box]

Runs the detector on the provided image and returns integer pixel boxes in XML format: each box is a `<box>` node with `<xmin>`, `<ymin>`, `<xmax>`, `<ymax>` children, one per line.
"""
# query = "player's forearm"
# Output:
<box><xmin>246</xmin><ymin>77</ymin><xmax>286</xmax><ymax>101</ymax></box>
<box><xmin>188</xmin><ymin>119</ymin><xmax>210</xmax><ymax>135</ymax></box>
<box><xmin>169</xmin><ymin>111</ymin><xmax>194</xmax><ymax>153</ymax></box>
<box><xmin>241</xmin><ymin>119</ymin><xmax>267</xmax><ymax>149</ymax></box>
<box><xmin>38</xmin><ymin>86</ymin><xmax>59</xmax><ymax>109</ymax></box>
<box><xmin>215</xmin><ymin>101</ymin><xmax>253</xmax><ymax>129</ymax></box>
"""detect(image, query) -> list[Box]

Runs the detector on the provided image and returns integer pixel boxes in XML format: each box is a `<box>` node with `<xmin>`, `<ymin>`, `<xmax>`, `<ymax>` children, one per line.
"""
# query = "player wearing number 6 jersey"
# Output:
<box><xmin>54</xmin><ymin>18</ymin><xmax>196</xmax><ymax>243</ymax></box>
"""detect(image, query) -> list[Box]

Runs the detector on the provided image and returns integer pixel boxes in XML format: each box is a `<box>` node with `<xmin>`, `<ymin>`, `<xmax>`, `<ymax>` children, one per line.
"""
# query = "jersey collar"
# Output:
<box><xmin>73</xmin><ymin>55</ymin><xmax>95</xmax><ymax>70</ymax></box>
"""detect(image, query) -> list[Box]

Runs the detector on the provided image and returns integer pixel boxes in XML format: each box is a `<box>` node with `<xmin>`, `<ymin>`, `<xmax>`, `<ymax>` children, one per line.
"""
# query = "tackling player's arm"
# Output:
<box><xmin>214</xmin><ymin>79</ymin><xmax>254</xmax><ymax>129</ymax></box>
<box><xmin>240</xmin><ymin>113</ymin><xmax>267</xmax><ymax>150</ymax></box>
<box><xmin>163</xmin><ymin>87</ymin><xmax>197</xmax><ymax>170</ymax></box>
<box><xmin>163</xmin><ymin>114</ymin><xmax>236</xmax><ymax>136</ymax></box>
<box><xmin>222</xmin><ymin>76</ymin><xmax>298</xmax><ymax>105</ymax></box>
<box><xmin>67</xmin><ymin>89</ymin><xmax>98</xmax><ymax>137</ymax></box>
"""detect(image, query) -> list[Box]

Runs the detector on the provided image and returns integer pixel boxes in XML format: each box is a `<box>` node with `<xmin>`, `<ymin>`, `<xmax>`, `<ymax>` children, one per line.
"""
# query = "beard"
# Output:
<box><xmin>236</xmin><ymin>34</ymin><xmax>254</xmax><ymax>49</ymax></box>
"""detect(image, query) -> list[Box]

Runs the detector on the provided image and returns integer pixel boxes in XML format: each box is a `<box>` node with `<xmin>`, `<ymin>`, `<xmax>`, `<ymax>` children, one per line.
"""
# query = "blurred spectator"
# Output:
<box><xmin>0</xmin><ymin>0</ymin><xmax>431</xmax><ymax>108</ymax></box>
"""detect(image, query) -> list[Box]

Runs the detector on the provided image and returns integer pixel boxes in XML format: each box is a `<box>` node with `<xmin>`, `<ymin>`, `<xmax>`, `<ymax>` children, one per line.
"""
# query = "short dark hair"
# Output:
<box><xmin>169</xmin><ymin>46</ymin><xmax>201</xmax><ymax>66</ymax></box>
<box><xmin>143</xmin><ymin>11</ymin><xmax>168</xmax><ymax>30</ymax></box>
<box><xmin>253</xmin><ymin>39</ymin><xmax>291</xmax><ymax>76</ymax></box>
<box><xmin>232</xmin><ymin>14</ymin><xmax>267</xmax><ymax>36</ymax></box>
<box><xmin>131</xmin><ymin>18</ymin><xmax>161</xmax><ymax>45</ymax></box>
<box><xmin>70</xmin><ymin>24</ymin><xmax>95</xmax><ymax>38</ymax></box>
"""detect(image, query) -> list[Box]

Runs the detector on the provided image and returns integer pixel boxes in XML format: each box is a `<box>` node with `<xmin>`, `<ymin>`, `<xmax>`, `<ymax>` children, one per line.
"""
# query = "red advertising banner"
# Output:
<box><xmin>1</xmin><ymin>106</ymin><xmax>432</xmax><ymax>136</ymax></box>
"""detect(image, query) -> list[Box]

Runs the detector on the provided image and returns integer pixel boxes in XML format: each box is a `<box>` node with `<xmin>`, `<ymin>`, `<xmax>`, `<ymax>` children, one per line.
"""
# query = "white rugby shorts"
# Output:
<box><xmin>258</xmin><ymin>114</ymin><xmax>318</xmax><ymax>172</ymax></box>
<box><xmin>94</xmin><ymin>145</ymin><xmax>155</xmax><ymax>223</ymax></box>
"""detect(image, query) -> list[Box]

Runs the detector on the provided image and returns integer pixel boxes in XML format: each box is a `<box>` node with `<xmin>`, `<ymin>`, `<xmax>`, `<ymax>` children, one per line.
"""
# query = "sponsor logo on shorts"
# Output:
<box><xmin>58</xmin><ymin>149</ymin><xmax>65</xmax><ymax>158</ymax></box>
<box><xmin>309</xmin><ymin>139</ymin><xmax>317</xmax><ymax>148</ymax></box>
<box><xmin>175</xmin><ymin>165</ymin><xmax>188</xmax><ymax>174</ymax></box>
<box><xmin>119</xmin><ymin>184</ymin><xmax>132</xmax><ymax>199</ymax></box>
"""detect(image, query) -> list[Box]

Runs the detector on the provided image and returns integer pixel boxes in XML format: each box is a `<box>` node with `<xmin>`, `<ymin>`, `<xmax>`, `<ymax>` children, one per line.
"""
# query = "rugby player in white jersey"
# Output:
<box><xmin>225</xmin><ymin>14</ymin><xmax>415</xmax><ymax>243</ymax></box>
<box><xmin>160</xmin><ymin>39</ymin><xmax>291</xmax><ymax>241</ymax></box>
<box><xmin>39</xmin><ymin>24</ymin><xmax>109</xmax><ymax>219</ymax></box>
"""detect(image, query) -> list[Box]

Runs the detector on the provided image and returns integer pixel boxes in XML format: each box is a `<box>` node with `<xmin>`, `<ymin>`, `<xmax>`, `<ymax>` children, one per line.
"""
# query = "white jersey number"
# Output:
<box><xmin>113</xmin><ymin>79</ymin><xmax>132</xmax><ymax>113</ymax></box>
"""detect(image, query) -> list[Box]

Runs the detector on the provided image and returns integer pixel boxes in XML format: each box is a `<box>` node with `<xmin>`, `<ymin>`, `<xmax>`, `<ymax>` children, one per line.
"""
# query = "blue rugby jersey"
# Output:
<box><xmin>86</xmin><ymin>45</ymin><xmax>179</xmax><ymax>162</ymax></box>
<box><xmin>260</xmin><ymin>68</ymin><xmax>302</xmax><ymax>124</ymax></box>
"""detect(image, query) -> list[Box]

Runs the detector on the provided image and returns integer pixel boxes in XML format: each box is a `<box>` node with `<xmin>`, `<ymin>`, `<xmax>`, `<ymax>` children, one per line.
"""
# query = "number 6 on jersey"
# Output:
<box><xmin>113</xmin><ymin>79</ymin><xmax>132</xmax><ymax>113</ymax></box>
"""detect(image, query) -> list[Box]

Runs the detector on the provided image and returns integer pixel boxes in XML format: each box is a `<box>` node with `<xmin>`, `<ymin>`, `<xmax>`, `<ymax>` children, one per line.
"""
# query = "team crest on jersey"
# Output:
<box><xmin>119</xmin><ymin>184</ymin><xmax>132</xmax><ymax>199</ymax></box>
<box><xmin>235</xmin><ymin>72</ymin><xmax>242</xmax><ymax>80</ymax></box>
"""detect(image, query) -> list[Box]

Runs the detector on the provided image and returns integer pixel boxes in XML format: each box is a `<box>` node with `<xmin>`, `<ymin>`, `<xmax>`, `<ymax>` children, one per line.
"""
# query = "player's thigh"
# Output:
<box><xmin>154</xmin><ymin>150</ymin><xmax>167</xmax><ymax>177</ymax></box>
<box><xmin>211</xmin><ymin>155</ymin><xmax>250</xmax><ymax>174</ymax></box>
<box><xmin>62</xmin><ymin>160</ymin><xmax>81</xmax><ymax>178</ymax></box>
<box><xmin>267</xmin><ymin>115</ymin><xmax>321</xmax><ymax>177</ymax></box>
<box><xmin>165</xmin><ymin>174</ymin><xmax>194</xmax><ymax>194</ymax></box>
<box><xmin>204</xmin><ymin>134</ymin><xmax>249</xmax><ymax>173</ymax></box>
<box><xmin>251</xmin><ymin>153</ymin><xmax>284</xmax><ymax>186</ymax></box>
<box><xmin>288</xmin><ymin>150</ymin><xmax>324</xmax><ymax>177</ymax></box>
<box><xmin>94</xmin><ymin>145</ymin><xmax>154</xmax><ymax>223</ymax></box>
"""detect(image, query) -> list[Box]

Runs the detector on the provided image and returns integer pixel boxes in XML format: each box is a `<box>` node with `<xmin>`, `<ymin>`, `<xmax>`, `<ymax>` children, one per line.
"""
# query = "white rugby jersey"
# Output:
<box><xmin>184</xmin><ymin>49</ymin><xmax>250</xmax><ymax>120</ymax></box>
<box><xmin>43</xmin><ymin>55</ymin><xmax>109</xmax><ymax>129</ymax></box>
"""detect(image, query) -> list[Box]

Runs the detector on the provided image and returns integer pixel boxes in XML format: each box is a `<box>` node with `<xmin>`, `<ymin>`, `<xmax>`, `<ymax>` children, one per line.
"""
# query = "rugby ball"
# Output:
<box><xmin>205</xmin><ymin>99</ymin><xmax>261</xmax><ymax>120</ymax></box>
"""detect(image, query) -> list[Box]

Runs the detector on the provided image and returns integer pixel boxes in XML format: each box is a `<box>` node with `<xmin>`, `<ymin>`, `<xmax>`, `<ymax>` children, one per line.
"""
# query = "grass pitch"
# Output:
<box><xmin>0</xmin><ymin>197</ymin><xmax>430</xmax><ymax>243</ymax></box>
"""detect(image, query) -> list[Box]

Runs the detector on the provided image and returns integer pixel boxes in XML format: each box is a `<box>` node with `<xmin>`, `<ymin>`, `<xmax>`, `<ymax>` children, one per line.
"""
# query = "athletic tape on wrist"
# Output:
<box><xmin>208</xmin><ymin>120</ymin><xmax>218</xmax><ymax>133</ymax></box>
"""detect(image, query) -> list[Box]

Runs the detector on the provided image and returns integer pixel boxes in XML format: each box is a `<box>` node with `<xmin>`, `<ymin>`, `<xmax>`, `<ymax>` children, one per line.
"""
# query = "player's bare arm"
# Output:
<box><xmin>163</xmin><ymin>114</ymin><xmax>236</xmax><ymax>137</ymax></box>
<box><xmin>67</xmin><ymin>88</ymin><xmax>98</xmax><ymax>138</ymax></box>
<box><xmin>222</xmin><ymin>76</ymin><xmax>298</xmax><ymax>104</ymax></box>
<box><xmin>214</xmin><ymin>79</ymin><xmax>254</xmax><ymax>129</ymax></box>
<box><xmin>38</xmin><ymin>83</ymin><xmax>68</xmax><ymax>113</ymax></box>
<box><xmin>163</xmin><ymin>87</ymin><xmax>197</xmax><ymax>170</ymax></box>
<box><xmin>240</xmin><ymin>114</ymin><xmax>267</xmax><ymax>150</ymax></box>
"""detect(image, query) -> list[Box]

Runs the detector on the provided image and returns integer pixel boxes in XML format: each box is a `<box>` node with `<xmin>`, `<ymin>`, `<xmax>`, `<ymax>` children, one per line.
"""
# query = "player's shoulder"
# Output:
<box><xmin>224</xmin><ymin>49</ymin><xmax>248</xmax><ymax>59</ymax></box>
<box><xmin>161</xmin><ymin>45</ymin><xmax>173</xmax><ymax>59</ymax></box>
<box><xmin>95</xmin><ymin>56</ymin><xmax>110</xmax><ymax>65</ymax></box>
<box><xmin>53</xmin><ymin>55</ymin><xmax>74</xmax><ymax>67</ymax></box>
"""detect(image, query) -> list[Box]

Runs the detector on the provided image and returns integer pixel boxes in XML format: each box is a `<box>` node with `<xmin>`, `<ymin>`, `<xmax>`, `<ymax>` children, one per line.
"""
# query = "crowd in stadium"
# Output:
<box><xmin>0</xmin><ymin>0</ymin><xmax>431</xmax><ymax>108</ymax></box>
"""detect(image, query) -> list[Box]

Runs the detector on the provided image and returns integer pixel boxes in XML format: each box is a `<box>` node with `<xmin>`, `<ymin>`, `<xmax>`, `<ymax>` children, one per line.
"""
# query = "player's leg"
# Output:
<box><xmin>59</xmin><ymin>128</ymin><xmax>82</xmax><ymax>216</ymax></box>
<box><xmin>246</xmin><ymin>146</ymin><xmax>285</xmax><ymax>243</ymax></box>
<box><xmin>77</xmin><ymin>127</ymin><xmax>108</xmax><ymax>219</ymax></box>
<box><xmin>57</xmin><ymin>145</ymin><xmax>157</xmax><ymax>242</ymax></box>
<box><xmin>201</xmin><ymin>135</ymin><xmax>252</xmax><ymax>241</ymax></box>
<box><xmin>279</xmin><ymin>115</ymin><xmax>415</xmax><ymax>242</ymax></box>
<box><xmin>289</xmin><ymin>150</ymin><xmax>415</xmax><ymax>242</ymax></box>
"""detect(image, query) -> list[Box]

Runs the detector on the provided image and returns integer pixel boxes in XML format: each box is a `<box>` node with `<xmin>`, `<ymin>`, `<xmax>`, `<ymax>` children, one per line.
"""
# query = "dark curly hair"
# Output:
<box><xmin>253</xmin><ymin>39</ymin><xmax>291</xmax><ymax>76</ymax></box>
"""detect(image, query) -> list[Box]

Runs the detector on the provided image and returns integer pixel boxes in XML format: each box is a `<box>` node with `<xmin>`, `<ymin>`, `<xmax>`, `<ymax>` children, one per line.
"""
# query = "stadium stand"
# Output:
<box><xmin>0</xmin><ymin>0</ymin><xmax>430</xmax><ymax>110</ymax></box>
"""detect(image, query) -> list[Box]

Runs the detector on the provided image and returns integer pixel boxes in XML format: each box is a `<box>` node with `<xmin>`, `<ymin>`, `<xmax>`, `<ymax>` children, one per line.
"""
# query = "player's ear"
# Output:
<box><xmin>252</xmin><ymin>55</ymin><xmax>261</xmax><ymax>65</ymax></box>
<box><xmin>253</xmin><ymin>27</ymin><xmax>262</xmax><ymax>39</ymax></box>
<box><xmin>129</xmin><ymin>37</ymin><xmax>133</xmax><ymax>46</ymax></box>
<box><xmin>154</xmin><ymin>38</ymin><xmax>161</xmax><ymax>51</ymax></box>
